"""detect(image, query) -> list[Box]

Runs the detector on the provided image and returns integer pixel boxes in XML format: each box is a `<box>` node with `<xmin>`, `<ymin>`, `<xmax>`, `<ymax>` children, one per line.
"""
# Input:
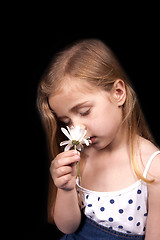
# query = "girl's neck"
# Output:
<box><xmin>80</xmin><ymin>129</ymin><xmax>136</xmax><ymax>192</ymax></box>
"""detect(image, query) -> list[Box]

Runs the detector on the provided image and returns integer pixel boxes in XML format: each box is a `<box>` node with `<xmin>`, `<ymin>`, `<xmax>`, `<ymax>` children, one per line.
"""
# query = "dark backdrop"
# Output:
<box><xmin>5</xmin><ymin>3</ymin><xmax>160</xmax><ymax>240</ymax></box>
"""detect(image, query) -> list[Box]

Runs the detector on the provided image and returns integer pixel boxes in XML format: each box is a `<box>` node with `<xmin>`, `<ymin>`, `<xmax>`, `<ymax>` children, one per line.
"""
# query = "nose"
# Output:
<box><xmin>72</xmin><ymin>123</ymin><xmax>86</xmax><ymax>130</ymax></box>
<box><xmin>72</xmin><ymin>118</ymin><xmax>87</xmax><ymax>130</ymax></box>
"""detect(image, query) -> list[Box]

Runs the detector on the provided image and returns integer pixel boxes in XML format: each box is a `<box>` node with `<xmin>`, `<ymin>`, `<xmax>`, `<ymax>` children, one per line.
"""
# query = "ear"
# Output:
<box><xmin>111</xmin><ymin>79</ymin><xmax>126</xmax><ymax>106</ymax></box>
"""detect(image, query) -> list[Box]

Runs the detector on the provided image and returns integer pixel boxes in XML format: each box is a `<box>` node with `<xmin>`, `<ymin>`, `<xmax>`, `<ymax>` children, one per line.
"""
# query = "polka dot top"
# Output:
<box><xmin>76</xmin><ymin>151</ymin><xmax>160</xmax><ymax>235</ymax></box>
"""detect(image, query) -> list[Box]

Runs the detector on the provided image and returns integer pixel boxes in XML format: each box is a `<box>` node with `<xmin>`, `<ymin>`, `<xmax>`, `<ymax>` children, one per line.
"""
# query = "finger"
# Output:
<box><xmin>54</xmin><ymin>173</ymin><xmax>73</xmax><ymax>188</ymax></box>
<box><xmin>50</xmin><ymin>150</ymin><xmax>79</xmax><ymax>167</ymax></box>
<box><xmin>71</xmin><ymin>162</ymin><xmax>78</xmax><ymax>177</ymax></box>
<box><xmin>56</xmin><ymin>165</ymin><xmax>73</xmax><ymax>178</ymax></box>
<box><xmin>54</xmin><ymin>154</ymin><xmax>80</xmax><ymax>169</ymax></box>
<box><xmin>57</xmin><ymin>150</ymin><xmax>80</xmax><ymax>159</ymax></box>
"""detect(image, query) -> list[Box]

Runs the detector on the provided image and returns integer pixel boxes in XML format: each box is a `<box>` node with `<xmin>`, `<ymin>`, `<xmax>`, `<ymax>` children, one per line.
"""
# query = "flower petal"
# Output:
<box><xmin>71</xmin><ymin>126</ymin><xmax>86</xmax><ymax>142</ymax></box>
<box><xmin>79</xmin><ymin>129</ymin><xmax>87</xmax><ymax>142</ymax></box>
<box><xmin>76</xmin><ymin>144</ymin><xmax>82</xmax><ymax>151</ymax></box>
<box><xmin>61</xmin><ymin>126</ymin><xmax>91</xmax><ymax>152</ymax></box>
<box><xmin>83</xmin><ymin>138</ymin><xmax>90</xmax><ymax>146</ymax></box>
<box><xmin>61</xmin><ymin>127</ymin><xmax>72</xmax><ymax>140</ymax></box>
<box><xmin>66</xmin><ymin>126</ymin><xmax>72</xmax><ymax>135</ymax></box>
<box><xmin>64</xmin><ymin>143</ymin><xmax>73</xmax><ymax>151</ymax></box>
<box><xmin>69</xmin><ymin>126</ymin><xmax>77</xmax><ymax>140</ymax></box>
<box><xmin>60</xmin><ymin>140</ymin><xmax>71</xmax><ymax>146</ymax></box>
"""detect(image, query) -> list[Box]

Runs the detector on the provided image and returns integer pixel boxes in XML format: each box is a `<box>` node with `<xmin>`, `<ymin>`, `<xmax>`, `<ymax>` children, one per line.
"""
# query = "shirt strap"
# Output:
<box><xmin>143</xmin><ymin>150</ymin><xmax>160</xmax><ymax>178</ymax></box>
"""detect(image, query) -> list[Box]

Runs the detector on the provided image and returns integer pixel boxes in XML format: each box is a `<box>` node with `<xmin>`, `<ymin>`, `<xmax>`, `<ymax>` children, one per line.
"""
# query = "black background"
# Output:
<box><xmin>4</xmin><ymin>3</ymin><xmax>160</xmax><ymax>239</ymax></box>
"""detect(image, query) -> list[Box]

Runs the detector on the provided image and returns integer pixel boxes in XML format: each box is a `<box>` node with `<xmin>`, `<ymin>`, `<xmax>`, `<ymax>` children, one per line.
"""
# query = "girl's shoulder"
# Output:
<box><xmin>139</xmin><ymin>137</ymin><xmax>160</xmax><ymax>181</ymax></box>
<box><xmin>139</xmin><ymin>138</ymin><xmax>160</xmax><ymax>238</ymax></box>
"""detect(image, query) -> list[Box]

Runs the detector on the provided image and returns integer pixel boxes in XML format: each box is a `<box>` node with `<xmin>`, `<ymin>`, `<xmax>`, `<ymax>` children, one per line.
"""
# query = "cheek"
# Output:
<box><xmin>98</xmin><ymin>106</ymin><xmax>122</xmax><ymax>133</ymax></box>
<box><xmin>107</xmin><ymin>108</ymin><xmax>123</xmax><ymax>132</ymax></box>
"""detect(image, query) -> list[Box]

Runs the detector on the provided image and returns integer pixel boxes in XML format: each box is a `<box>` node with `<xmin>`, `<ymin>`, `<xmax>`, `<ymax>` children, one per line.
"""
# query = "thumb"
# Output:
<box><xmin>71</xmin><ymin>162</ymin><xmax>78</xmax><ymax>177</ymax></box>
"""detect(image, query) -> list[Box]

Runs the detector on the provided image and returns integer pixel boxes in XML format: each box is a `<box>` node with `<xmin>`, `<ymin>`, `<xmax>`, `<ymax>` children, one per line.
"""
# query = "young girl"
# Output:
<box><xmin>37</xmin><ymin>39</ymin><xmax>160</xmax><ymax>239</ymax></box>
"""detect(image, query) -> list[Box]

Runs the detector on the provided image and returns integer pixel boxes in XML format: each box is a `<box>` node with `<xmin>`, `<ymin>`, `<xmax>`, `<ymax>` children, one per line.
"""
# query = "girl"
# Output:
<box><xmin>37</xmin><ymin>39</ymin><xmax>160</xmax><ymax>239</ymax></box>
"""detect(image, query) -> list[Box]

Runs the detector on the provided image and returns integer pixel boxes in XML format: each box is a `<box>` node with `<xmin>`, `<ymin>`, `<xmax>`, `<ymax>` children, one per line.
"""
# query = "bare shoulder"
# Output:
<box><xmin>138</xmin><ymin>136</ymin><xmax>160</xmax><ymax>180</ymax></box>
<box><xmin>138</xmin><ymin>137</ymin><xmax>160</xmax><ymax>238</ymax></box>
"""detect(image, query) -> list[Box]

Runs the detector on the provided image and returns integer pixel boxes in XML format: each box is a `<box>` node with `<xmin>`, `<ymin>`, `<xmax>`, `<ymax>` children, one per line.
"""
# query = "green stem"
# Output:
<box><xmin>74</xmin><ymin>145</ymin><xmax>81</xmax><ymax>184</ymax></box>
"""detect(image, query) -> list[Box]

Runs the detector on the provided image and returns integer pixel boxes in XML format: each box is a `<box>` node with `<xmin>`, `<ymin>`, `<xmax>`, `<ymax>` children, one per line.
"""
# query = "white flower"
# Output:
<box><xmin>60</xmin><ymin>125</ymin><xmax>91</xmax><ymax>151</ymax></box>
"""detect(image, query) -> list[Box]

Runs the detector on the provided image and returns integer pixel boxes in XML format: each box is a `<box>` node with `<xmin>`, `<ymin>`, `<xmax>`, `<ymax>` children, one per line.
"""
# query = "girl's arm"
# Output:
<box><xmin>50</xmin><ymin>150</ymin><xmax>81</xmax><ymax>234</ymax></box>
<box><xmin>54</xmin><ymin>188</ymin><xmax>81</xmax><ymax>234</ymax></box>
<box><xmin>145</xmin><ymin>155</ymin><xmax>160</xmax><ymax>240</ymax></box>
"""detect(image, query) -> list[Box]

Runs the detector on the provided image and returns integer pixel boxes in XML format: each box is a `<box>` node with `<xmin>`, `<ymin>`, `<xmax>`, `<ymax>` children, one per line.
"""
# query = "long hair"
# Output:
<box><xmin>37</xmin><ymin>39</ymin><xmax>154</xmax><ymax>222</ymax></box>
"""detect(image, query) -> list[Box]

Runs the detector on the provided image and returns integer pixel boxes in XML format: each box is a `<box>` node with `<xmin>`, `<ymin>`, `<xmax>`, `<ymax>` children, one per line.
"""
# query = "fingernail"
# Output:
<box><xmin>73</xmin><ymin>150</ymin><xmax>79</xmax><ymax>155</ymax></box>
<box><xmin>75</xmin><ymin>155</ymin><xmax>80</xmax><ymax>160</ymax></box>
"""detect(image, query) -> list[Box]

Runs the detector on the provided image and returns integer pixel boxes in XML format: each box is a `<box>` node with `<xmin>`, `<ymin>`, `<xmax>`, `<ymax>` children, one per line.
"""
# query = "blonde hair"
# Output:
<box><xmin>37</xmin><ymin>39</ymin><xmax>154</xmax><ymax>222</ymax></box>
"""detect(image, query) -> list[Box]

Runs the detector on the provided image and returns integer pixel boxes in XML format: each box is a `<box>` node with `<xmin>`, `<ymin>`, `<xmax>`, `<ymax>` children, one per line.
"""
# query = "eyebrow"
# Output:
<box><xmin>71</xmin><ymin>101</ymin><xmax>90</xmax><ymax>111</ymax></box>
<box><xmin>57</xmin><ymin>101</ymin><xmax>90</xmax><ymax>119</ymax></box>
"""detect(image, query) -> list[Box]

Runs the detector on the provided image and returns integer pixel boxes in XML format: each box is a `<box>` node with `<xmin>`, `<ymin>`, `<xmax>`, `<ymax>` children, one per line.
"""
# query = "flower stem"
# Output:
<box><xmin>74</xmin><ymin>145</ymin><xmax>81</xmax><ymax>184</ymax></box>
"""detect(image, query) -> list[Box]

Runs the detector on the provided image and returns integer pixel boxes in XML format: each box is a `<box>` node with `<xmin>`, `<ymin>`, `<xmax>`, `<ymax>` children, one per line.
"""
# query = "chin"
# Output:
<box><xmin>93</xmin><ymin>140</ymin><xmax>112</xmax><ymax>151</ymax></box>
<box><xmin>92</xmin><ymin>143</ymin><xmax>105</xmax><ymax>151</ymax></box>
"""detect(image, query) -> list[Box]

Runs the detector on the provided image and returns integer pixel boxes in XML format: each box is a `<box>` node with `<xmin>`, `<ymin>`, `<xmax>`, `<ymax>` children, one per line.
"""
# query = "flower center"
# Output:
<box><xmin>72</xmin><ymin>140</ymin><xmax>80</xmax><ymax>146</ymax></box>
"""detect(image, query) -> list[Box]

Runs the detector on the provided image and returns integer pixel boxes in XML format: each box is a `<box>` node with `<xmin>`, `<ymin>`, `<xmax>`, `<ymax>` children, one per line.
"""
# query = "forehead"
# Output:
<box><xmin>48</xmin><ymin>78</ymin><xmax>100</xmax><ymax>112</ymax></box>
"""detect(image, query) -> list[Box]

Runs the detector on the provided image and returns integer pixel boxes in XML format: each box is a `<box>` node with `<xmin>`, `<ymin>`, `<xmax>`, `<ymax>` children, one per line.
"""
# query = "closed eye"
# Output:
<box><xmin>64</xmin><ymin>120</ymin><xmax>72</xmax><ymax>126</ymax></box>
<box><xmin>59</xmin><ymin>117</ymin><xmax>72</xmax><ymax>126</ymax></box>
<box><xmin>80</xmin><ymin>109</ymin><xmax>90</xmax><ymax>116</ymax></box>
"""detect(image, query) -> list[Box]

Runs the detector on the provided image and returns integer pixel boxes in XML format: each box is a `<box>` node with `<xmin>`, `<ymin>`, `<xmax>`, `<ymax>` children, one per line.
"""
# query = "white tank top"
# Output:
<box><xmin>76</xmin><ymin>151</ymin><xmax>160</xmax><ymax>235</ymax></box>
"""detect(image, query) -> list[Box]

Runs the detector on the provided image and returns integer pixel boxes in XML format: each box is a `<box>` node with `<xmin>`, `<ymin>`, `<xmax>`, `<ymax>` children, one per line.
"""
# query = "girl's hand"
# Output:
<box><xmin>50</xmin><ymin>150</ymin><xmax>80</xmax><ymax>191</ymax></box>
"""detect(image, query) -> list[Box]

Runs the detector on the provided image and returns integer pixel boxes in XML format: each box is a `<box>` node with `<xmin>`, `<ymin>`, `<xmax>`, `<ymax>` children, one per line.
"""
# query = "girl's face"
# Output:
<box><xmin>49</xmin><ymin>78</ymin><xmax>126</xmax><ymax>151</ymax></box>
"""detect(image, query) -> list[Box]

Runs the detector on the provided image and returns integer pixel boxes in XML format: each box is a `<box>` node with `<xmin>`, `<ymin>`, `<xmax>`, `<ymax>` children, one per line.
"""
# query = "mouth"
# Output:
<box><xmin>89</xmin><ymin>136</ymin><xmax>96</xmax><ymax>144</ymax></box>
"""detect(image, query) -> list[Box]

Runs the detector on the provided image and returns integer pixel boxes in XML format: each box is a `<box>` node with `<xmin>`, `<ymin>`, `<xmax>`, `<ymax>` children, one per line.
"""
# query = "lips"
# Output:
<box><xmin>90</xmin><ymin>136</ymin><xmax>96</xmax><ymax>143</ymax></box>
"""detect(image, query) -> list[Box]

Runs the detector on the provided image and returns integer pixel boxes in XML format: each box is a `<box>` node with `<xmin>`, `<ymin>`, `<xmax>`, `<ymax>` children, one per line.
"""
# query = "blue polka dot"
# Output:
<box><xmin>137</xmin><ymin>189</ymin><xmax>142</xmax><ymax>194</ymax></box>
<box><xmin>88</xmin><ymin>204</ymin><xmax>92</xmax><ymax>207</ymax></box>
<box><xmin>143</xmin><ymin>227</ymin><xmax>146</xmax><ymax>232</ymax></box>
<box><xmin>128</xmin><ymin>199</ymin><xmax>133</xmax><ymax>204</ymax></box>
<box><xmin>119</xmin><ymin>209</ymin><xmax>124</xmax><ymax>214</ymax></box>
<box><xmin>109</xmin><ymin>217</ymin><xmax>114</xmax><ymax>222</ymax></box>
<box><xmin>128</xmin><ymin>216</ymin><xmax>133</xmax><ymax>221</ymax></box>
<box><xmin>127</xmin><ymin>231</ymin><xmax>132</xmax><ymax>233</ymax></box>
<box><xmin>136</xmin><ymin>222</ymin><xmax>140</xmax><ymax>226</ymax></box>
<box><xmin>144</xmin><ymin>212</ymin><xmax>147</xmax><ymax>216</ymax></box>
<box><xmin>109</xmin><ymin>227</ymin><xmax>113</xmax><ymax>229</ymax></box>
<box><xmin>110</xmin><ymin>199</ymin><xmax>115</xmax><ymax>204</ymax></box>
<box><xmin>118</xmin><ymin>225</ymin><xmax>123</xmax><ymax>229</ymax></box>
<box><xmin>100</xmin><ymin>207</ymin><xmax>105</xmax><ymax>211</ymax></box>
<box><xmin>86</xmin><ymin>195</ymin><xmax>89</xmax><ymax>199</ymax></box>
<box><xmin>137</xmin><ymin>206</ymin><xmax>141</xmax><ymax>210</ymax></box>
<box><xmin>93</xmin><ymin>211</ymin><xmax>95</xmax><ymax>214</ymax></box>
<box><xmin>98</xmin><ymin>197</ymin><xmax>100</xmax><ymax>201</ymax></box>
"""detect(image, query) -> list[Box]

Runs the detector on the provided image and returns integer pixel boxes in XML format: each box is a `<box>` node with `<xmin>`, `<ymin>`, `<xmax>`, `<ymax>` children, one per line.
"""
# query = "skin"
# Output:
<box><xmin>49</xmin><ymin>78</ymin><xmax>160</xmax><ymax>239</ymax></box>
